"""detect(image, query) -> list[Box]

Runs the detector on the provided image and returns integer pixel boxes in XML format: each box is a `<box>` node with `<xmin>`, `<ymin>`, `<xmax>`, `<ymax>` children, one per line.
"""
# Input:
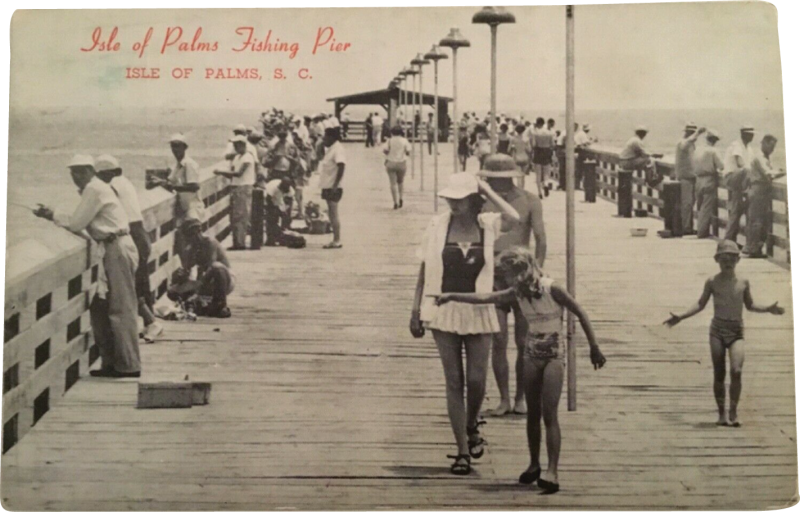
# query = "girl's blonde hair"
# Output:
<box><xmin>497</xmin><ymin>247</ymin><xmax>543</xmax><ymax>298</ymax></box>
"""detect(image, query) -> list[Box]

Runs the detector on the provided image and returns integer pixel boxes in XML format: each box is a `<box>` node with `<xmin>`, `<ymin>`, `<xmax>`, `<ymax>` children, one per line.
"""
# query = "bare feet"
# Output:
<box><xmin>716</xmin><ymin>414</ymin><xmax>728</xmax><ymax>426</ymax></box>
<box><xmin>489</xmin><ymin>402</ymin><xmax>512</xmax><ymax>417</ymax></box>
<box><xmin>512</xmin><ymin>399</ymin><xmax>527</xmax><ymax>415</ymax></box>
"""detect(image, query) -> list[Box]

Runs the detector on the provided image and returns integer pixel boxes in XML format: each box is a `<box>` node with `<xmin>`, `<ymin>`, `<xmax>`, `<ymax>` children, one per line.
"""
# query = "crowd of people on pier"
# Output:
<box><xmin>29</xmin><ymin>103</ymin><xmax>786</xmax><ymax>493</ymax></box>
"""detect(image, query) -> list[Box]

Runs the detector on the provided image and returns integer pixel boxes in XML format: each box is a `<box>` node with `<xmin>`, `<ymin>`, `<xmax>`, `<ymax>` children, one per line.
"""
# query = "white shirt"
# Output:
<box><xmin>318</xmin><ymin>141</ymin><xmax>346</xmax><ymax>189</ymax></box>
<box><xmin>724</xmin><ymin>139</ymin><xmax>753</xmax><ymax>177</ymax></box>
<box><xmin>330</xmin><ymin>117</ymin><xmax>340</xmax><ymax>127</ymax></box>
<box><xmin>230</xmin><ymin>152</ymin><xmax>256</xmax><ymax>186</ymax></box>
<box><xmin>383</xmin><ymin>136</ymin><xmax>411</xmax><ymax>163</ymax></box>
<box><xmin>168</xmin><ymin>156</ymin><xmax>205</xmax><ymax>221</ymax></box>
<box><xmin>574</xmin><ymin>130</ymin><xmax>590</xmax><ymax>147</ymax></box>
<box><xmin>54</xmin><ymin>177</ymin><xmax>130</xmax><ymax>241</ymax></box>
<box><xmin>372</xmin><ymin>115</ymin><xmax>383</xmax><ymax>126</ymax></box>
<box><xmin>109</xmin><ymin>175</ymin><xmax>144</xmax><ymax>224</ymax></box>
<box><xmin>264</xmin><ymin>179</ymin><xmax>289</xmax><ymax>211</ymax></box>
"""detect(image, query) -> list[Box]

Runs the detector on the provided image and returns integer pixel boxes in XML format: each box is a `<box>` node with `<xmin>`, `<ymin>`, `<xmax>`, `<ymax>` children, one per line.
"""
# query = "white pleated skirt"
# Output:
<box><xmin>423</xmin><ymin>302</ymin><xmax>500</xmax><ymax>335</ymax></box>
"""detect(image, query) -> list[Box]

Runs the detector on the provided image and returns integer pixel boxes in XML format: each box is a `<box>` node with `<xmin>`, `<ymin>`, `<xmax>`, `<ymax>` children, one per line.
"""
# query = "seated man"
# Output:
<box><xmin>167</xmin><ymin>219</ymin><xmax>235</xmax><ymax>318</ymax></box>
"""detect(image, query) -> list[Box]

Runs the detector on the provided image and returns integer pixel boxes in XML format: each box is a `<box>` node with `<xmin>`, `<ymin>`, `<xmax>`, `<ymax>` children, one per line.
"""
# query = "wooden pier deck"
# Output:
<box><xmin>2</xmin><ymin>145</ymin><xmax>796</xmax><ymax>510</ymax></box>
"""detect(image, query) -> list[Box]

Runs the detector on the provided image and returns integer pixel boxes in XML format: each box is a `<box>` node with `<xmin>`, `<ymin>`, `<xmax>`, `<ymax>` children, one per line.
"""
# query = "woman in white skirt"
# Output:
<box><xmin>409</xmin><ymin>172</ymin><xmax>520</xmax><ymax>475</ymax></box>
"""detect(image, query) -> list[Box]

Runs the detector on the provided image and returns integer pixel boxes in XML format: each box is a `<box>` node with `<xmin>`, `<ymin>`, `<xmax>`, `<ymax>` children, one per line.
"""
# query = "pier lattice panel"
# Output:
<box><xmin>2</xmin><ymin>164</ymin><xmax>231</xmax><ymax>453</ymax></box>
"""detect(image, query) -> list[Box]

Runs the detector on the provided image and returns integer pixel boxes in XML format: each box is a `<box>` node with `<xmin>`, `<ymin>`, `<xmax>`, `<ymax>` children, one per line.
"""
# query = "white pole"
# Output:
<box><xmin>419</xmin><ymin>66</ymin><xmax>425</xmax><ymax>192</ymax></box>
<box><xmin>566</xmin><ymin>4</ymin><xmax>577</xmax><ymax>412</ymax></box>
<box><xmin>410</xmin><ymin>72</ymin><xmax>416</xmax><ymax>179</ymax></box>
<box><xmin>490</xmin><ymin>24</ymin><xmax>498</xmax><ymax>153</ymax></box>
<box><xmin>434</xmin><ymin>60</ymin><xmax>439</xmax><ymax>211</ymax></box>
<box><xmin>452</xmin><ymin>49</ymin><xmax>460</xmax><ymax>172</ymax></box>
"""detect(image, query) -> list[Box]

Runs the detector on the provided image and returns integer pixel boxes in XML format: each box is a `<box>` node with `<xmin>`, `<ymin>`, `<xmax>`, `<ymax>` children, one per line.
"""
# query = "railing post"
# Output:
<box><xmin>583</xmin><ymin>156</ymin><xmax>597</xmax><ymax>203</ymax></box>
<box><xmin>250</xmin><ymin>188</ymin><xmax>264</xmax><ymax>250</ymax></box>
<box><xmin>617</xmin><ymin>169</ymin><xmax>633</xmax><ymax>217</ymax></box>
<box><xmin>661</xmin><ymin>181</ymin><xmax>682</xmax><ymax>236</ymax></box>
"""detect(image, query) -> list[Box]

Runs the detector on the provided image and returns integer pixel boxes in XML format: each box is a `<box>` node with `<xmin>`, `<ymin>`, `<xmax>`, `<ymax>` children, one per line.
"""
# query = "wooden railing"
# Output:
<box><xmin>2</xmin><ymin>163</ymin><xmax>231</xmax><ymax>453</ymax></box>
<box><xmin>564</xmin><ymin>147</ymin><xmax>790</xmax><ymax>266</ymax></box>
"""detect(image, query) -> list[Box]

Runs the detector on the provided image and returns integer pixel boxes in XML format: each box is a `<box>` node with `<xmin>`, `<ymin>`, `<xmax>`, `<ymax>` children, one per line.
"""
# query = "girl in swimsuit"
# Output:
<box><xmin>665</xmin><ymin>240</ymin><xmax>784</xmax><ymax>427</ymax></box>
<box><xmin>434</xmin><ymin>247</ymin><xmax>606</xmax><ymax>493</ymax></box>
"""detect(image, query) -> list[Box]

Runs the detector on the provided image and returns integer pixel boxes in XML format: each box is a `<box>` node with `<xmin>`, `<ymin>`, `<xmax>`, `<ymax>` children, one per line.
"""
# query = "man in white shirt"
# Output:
<box><xmin>372</xmin><ymin>113</ymin><xmax>384</xmax><ymax>145</ymax></box>
<box><xmin>156</xmin><ymin>133</ymin><xmax>206</xmax><ymax>268</ymax></box>
<box><xmin>215</xmin><ymin>135</ymin><xmax>255</xmax><ymax>250</ymax></box>
<box><xmin>319</xmin><ymin>127</ymin><xmax>346</xmax><ymax>249</ymax></box>
<box><xmin>383</xmin><ymin>125</ymin><xmax>412</xmax><ymax>209</ymax></box>
<box><xmin>95</xmin><ymin>155</ymin><xmax>164</xmax><ymax>342</ymax></box>
<box><xmin>35</xmin><ymin>155</ymin><xmax>141</xmax><ymax>378</ymax></box>
<box><xmin>744</xmin><ymin>134</ymin><xmax>782</xmax><ymax>258</ymax></box>
<box><xmin>723</xmin><ymin>126</ymin><xmax>755</xmax><ymax>242</ymax></box>
<box><xmin>573</xmin><ymin>123</ymin><xmax>591</xmax><ymax>190</ymax></box>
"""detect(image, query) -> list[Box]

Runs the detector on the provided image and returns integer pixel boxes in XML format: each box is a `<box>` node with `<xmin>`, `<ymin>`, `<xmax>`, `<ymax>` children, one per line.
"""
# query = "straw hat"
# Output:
<box><xmin>95</xmin><ymin>154</ymin><xmax>120</xmax><ymax>173</ymax></box>
<box><xmin>67</xmin><ymin>154</ymin><xmax>95</xmax><ymax>169</ymax></box>
<box><xmin>231</xmin><ymin>134</ymin><xmax>247</xmax><ymax>144</ymax></box>
<box><xmin>740</xmin><ymin>125</ymin><xmax>755</xmax><ymax>133</ymax></box>
<box><xmin>438</xmin><ymin>173</ymin><xmax>480</xmax><ymax>200</ymax></box>
<box><xmin>233</xmin><ymin>124</ymin><xmax>247</xmax><ymax>134</ymax></box>
<box><xmin>684</xmin><ymin>122</ymin><xmax>698</xmax><ymax>131</ymax></box>
<box><xmin>635</xmin><ymin>125</ymin><xmax>648</xmax><ymax>133</ymax></box>
<box><xmin>477</xmin><ymin>153</ymin><xmax>524</xmax><ymax>178</ymax></box>
<box><xmin>714</xmin><ymin>240</ymin><xmax>740</xmax><ymax>259</ymax></box>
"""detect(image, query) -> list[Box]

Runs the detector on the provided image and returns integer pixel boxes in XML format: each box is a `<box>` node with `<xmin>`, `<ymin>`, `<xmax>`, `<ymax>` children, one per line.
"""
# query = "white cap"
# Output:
<box><xmin>635</xmin><ymin>125</ymin><xmax>648</xmax><ymax>133</ymax></box>
<box><xmin>438</xmin><ymin>172</ymin><xmax>479</xmax><ymax>200</ymax></box>
<box><xmin>169</xmin><ymin>133</ymin><xmax>188</xmax><ymax>146</ymax></box>
<box><xmin>67</xmin><ymin>154</ymin><xmax>95</xmax><ymax>169</ymax></box>
<box><xmin>231</xmin><ymin>134</ymin><xmax>247</xmax><ymax>143</ymax></box>
<box><xmin>95</xmin><ymin>154</ymin><xmax>120</xmax><ymax>173</ymax></box>
<box><xmin>233</xmin><ymin>124</ymin><xmax>247</xmax><ymax>133</ymax></box>
<box><xmin>740</xmin><ymin>125</ymin><xmax>755</xmax><ymax>133</ymax></box>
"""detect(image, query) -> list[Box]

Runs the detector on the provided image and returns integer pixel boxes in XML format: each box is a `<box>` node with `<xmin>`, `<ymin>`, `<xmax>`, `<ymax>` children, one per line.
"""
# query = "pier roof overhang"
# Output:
<box><xmin>327</xmin><ymin>87</ymin><xmax>451</xmax><ymax>114</ymax></box>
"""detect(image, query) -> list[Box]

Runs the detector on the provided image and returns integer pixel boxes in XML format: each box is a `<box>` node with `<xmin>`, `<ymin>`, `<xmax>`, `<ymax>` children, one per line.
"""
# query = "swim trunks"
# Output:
<box><xmin>710</xmin><ymin>318</ymin><xmax>744</xmax><ymax>349</ymax></box>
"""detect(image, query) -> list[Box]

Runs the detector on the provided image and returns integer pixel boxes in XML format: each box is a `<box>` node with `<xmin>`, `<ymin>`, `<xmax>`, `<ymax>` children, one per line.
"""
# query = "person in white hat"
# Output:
<box><xmin>674</xmin><ymin>123</ymin><xmax>706</xmax><ymax>235</ymax></box>
<box><xmin>478</xmin><ymin>154</ymin><xmax>547</xmax><ymax>417</ymax></box>
<box><xmin>723</xmin><ymin>126</ymin><xmax>755</xmax><ymax>242</ymax></box>
<box><xmin>95</xmin><ymin>155</ymin><xmax>164</xmax><ymax>342</ymax></box>
<box><xmin>572</xmin><ymin>123</ymin><xmax>592</xmax><ymax>189</ymax></box>
<box><xmin>34</xmin><ymin>155</ymin><xmax>142</xmax><ymax>378</ymax></box>
<box><xmin>692</xmin><ymin>130</ymin><xmax>725</xmax><ymax>238</ymax></box>
<box><xmin>155</xmin><ymin>134</ymin><xmax>205</xmax><ymax>266</ymax></box>
<box><xmin>215</xmin><ymin>135</ymin><xmax>256</xmax><ymax>250</ymax></box>
<box><xmin>409</xmin><ymin>172</ymin><xmax>520</xmax><ymax>476</ymax></box>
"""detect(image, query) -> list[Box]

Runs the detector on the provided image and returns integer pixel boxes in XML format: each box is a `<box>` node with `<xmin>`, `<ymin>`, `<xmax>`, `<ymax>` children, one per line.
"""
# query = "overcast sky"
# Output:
<box><xmin>10</xmin><ymin>3</ymin><xmax>783</xmax><ymax>113</ymax></box>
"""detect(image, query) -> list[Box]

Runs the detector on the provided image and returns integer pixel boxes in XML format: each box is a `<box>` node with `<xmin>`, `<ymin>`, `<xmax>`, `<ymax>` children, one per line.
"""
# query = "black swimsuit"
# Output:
<box><xmin>441</xmin><ymin>221</ymin><xmax>485</xmax><ymax>293</ymax></box>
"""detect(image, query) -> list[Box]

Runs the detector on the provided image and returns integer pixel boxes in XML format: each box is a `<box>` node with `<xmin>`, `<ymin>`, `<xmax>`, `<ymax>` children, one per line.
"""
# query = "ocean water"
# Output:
<box><xmin>5</xmin><ymin>106</ymin><xmax>787</xmax><ymax>251</ymax></box>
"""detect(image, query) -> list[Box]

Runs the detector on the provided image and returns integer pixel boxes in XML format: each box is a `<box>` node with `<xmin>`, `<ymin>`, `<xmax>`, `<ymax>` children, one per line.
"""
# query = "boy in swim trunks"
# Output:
<box><xmin>664</xmin><ymin>240</ymin><xmax>784</xmax><ymax>427</ymax></box>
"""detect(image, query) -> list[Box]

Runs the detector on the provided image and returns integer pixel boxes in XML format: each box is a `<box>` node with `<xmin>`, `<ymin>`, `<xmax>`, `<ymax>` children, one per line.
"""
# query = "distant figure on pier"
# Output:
<box><xmin>35</xmin><ymin>155</ymin><xmax>142</xmax><ymax>378</ymax></box>
<box><xmin>510</xmin><ymin>124</ymin><xmax>532</xmax><ymax>178</ymax></box>
<box><xmin>692</xmin><ymin>130</ymin><xmax>725</xmax><ymax>239</ymax></box>
<box><xmin>532</xmin><ymin>118</ymin><xmax>555</xmax><ymax>200</ymax></box>
<box><xmin>472</xmin><ymin>125</ymin><xmax>491</xmax><ymax>170</ymax></box>
<box><xmin>319</xmin><ymin>127</ymin><xmax>346</xmax><ymax>249</ymax></box>
<box><xmin>479</xmin><ymin>154</ymin><xmax>547</xmax><ymax>418</ymax></box>
<box><xmin>436</xmin><ymin>247</ymin><xmax>605</xmax><ymax>492</ymax></box>
<box><xmin>674</xmin><ymin>123</ymin><xmax>705</xmax><ymax>236</ymax></box>
<box><xmin>665</xmin><ymin>240</ymin><xmax>784</xmax><ymax>427</ymax></box>
<box><xmin>744</xmin><ymin>134</ymin><xmax>784</xmax><ymax>258</ymax></box>
<box><xmin>214</xmin><ymin>134</ymin><xmax>255</xmax><ymax>251</ymax></box>
<box><xmin>723</xmin><ymin>126</ymin><xmax>755</xmax><ymax>242</ymax></box>
<box><xmin>95</xmin><ymin>155</ymin><xmax>163</xmax><ymax>343</ymax></box>
<box><xmin>497</xmin><ymin>123</ymin><xmax>510</xmax><ymax>155</ymax></box>
<box><xmin>383</xmin><ymin>125</ymin><xmax>411</xmax><ymax>210</ymax></box>
<box><xmin>619</xmin><ymin>126</ymin><xmax>659</xmax><ymax>185</ymax></box>
<box><xmin>365</xmin><ymin>114</ymin><xmax>374</xmax><ymax>148</ymax></box>
<box><xmin>573</xmin><ymin>123</ymin><xmax>592</xmax><ymax>190</ymax></box>
<box><xmin>372</xmin><ymin>112</ymin><xmax>384</xmax><ymax>145</ymax></box>
<box><xmin>169</xmin><ymin>219</ymin><xmax>235</xmax><ymax>318</ymax></box>
<box><xmin>410</xmin><ymin>172</ymin><xmax>520</xmax><ymax>476</ymax></box>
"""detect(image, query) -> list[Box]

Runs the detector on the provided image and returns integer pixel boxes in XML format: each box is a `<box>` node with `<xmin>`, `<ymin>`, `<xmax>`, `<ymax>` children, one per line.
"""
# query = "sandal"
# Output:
<box><xmin>467</xmin><ymin>420</ymin><xmax>487</xmax><ymax>459</ymax></box>
<box><xmin>447</xmin><ymin>454</ymin><xmax>471</xmax><ymax>476</ymax></box>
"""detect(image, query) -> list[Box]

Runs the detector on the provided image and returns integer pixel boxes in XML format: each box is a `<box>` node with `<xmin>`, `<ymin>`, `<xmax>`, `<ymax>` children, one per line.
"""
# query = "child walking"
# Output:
<box><xmin>435</xmin><ymin>247</ymin><xmax>606</xmax><ymax>493</ymax></box>
<box><xmin>664</xmin><ymin>240</ymin><xmax>784</xmax><ymax>426</ymax></box>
